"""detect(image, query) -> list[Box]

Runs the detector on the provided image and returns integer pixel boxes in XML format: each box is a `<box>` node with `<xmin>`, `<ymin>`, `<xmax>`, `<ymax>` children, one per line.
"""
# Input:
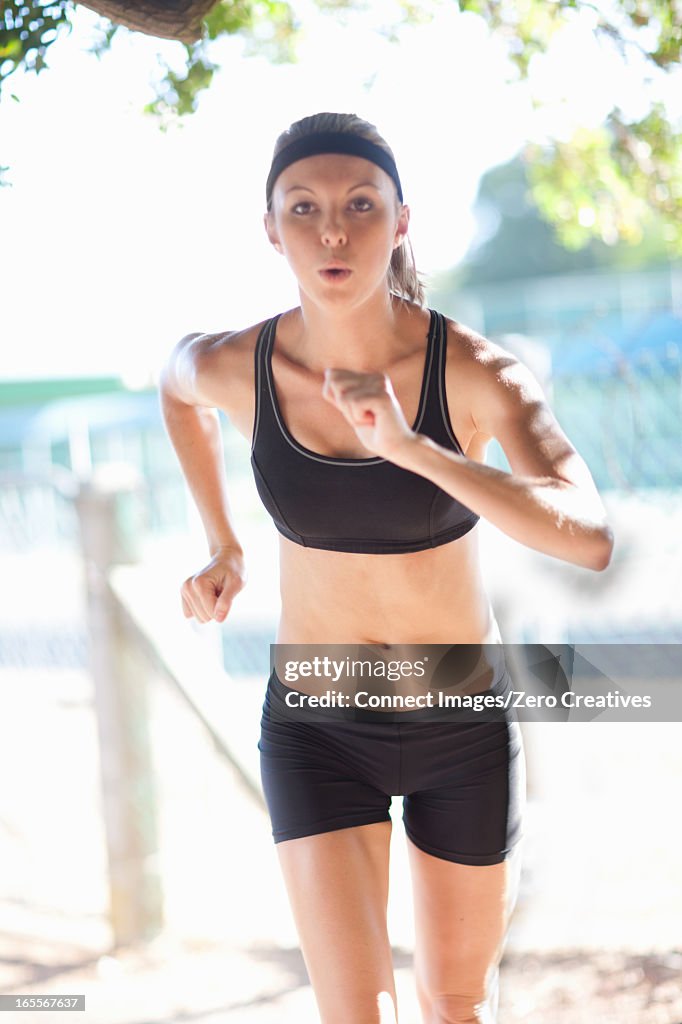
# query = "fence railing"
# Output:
<box><xmin>0</xmin><ymin>466</ymin><xmax>264</xmax><ymax>950</ymax></box>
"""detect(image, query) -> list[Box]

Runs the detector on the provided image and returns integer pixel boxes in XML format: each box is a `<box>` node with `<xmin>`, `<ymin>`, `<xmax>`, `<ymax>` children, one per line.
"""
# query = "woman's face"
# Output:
<box><xmin>264</xmin><ymin>153</ymin><xmax>409</xmax><ymax>308</ymax></box>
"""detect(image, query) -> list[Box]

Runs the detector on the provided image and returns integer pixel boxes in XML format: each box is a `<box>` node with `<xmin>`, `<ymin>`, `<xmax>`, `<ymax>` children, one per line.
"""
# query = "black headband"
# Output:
<box><xmin>266</xmin><ymin>131</ymin><xmax>404</xmax><ymax>206</ymax></box>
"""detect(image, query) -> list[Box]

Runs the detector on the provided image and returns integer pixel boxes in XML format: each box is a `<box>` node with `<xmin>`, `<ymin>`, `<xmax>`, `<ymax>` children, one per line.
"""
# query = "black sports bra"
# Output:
<box><xmin>250</xmin><ymin>309</ymin><xmax>479</xmax><ymax>554</ymax></box>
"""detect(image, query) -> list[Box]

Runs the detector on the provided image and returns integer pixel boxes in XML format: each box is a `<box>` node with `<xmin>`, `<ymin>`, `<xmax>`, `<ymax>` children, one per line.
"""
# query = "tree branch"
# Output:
<box><xmin>77</xmin><ymin>0</ymin><xmax>217</xmax><ymax>42</ymax></box>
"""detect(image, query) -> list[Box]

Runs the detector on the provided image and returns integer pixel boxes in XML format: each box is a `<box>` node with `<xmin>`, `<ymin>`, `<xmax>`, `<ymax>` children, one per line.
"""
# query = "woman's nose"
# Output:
<box><xmin>321</xmin><ymin>216</ymin><xmax>347</xmax><ymax>247</ymax></box>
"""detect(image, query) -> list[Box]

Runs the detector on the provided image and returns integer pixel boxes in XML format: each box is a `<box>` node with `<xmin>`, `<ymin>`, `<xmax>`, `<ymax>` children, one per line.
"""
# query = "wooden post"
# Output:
<box><xmin>74</xmin><ymin>464</ymin><xmax>163</xmax><ymax>948</ymax></box>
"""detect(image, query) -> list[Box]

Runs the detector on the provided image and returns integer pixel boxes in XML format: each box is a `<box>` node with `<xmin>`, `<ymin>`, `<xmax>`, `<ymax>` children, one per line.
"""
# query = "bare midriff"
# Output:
<box><xmin>276</xmin><ymin>526</ymin><xmax>497</xmax><ymax>646</ymax></box>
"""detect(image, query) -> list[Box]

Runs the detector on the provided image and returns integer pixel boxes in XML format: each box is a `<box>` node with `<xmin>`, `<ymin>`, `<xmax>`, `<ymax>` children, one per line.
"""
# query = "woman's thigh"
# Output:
<box><xmin>400</xmin><ymin>718</ymin><xmax>526</xmax><ymax>1022</ymax></box>
<box><xmin>406</xmin><ymin>839</ymin><xmax>524</xmax><ymax>1023</ymax></box>
<box><xmin>276</xmin><ymin>821</ymin><xmax>397</xmax><ymax>1024</ymax></box>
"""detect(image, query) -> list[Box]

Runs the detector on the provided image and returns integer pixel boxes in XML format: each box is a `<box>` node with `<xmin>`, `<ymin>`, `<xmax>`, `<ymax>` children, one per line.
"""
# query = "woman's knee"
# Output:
<box><xmin>417</xmin><ymin>964</ymin><xmax>500</xmax><ymax>1024</ymax></box>
<box><xmin>427</xmin><ymin>991</ymin><xmax>490</xmax><ymax>1024</ymax></box>
<box><xmin>319</xmin><ymin>989</ymin><xmax>398</xmax><ymax>1024</ymax></box>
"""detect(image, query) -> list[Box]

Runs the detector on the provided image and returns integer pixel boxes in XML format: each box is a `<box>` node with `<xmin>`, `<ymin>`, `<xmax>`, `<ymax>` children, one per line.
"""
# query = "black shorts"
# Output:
<box><xmin>258</xmin><ymin>669</ymin><xmax>526</xmax><ymax>866</ymax></box>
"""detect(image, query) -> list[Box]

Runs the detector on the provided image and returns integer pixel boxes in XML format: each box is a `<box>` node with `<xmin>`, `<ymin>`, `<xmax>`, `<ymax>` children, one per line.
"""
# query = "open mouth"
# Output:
<box><xmin>319</xmin><ymin>268</ymin><xmax>352</xmax><ymax>283</ymax></box>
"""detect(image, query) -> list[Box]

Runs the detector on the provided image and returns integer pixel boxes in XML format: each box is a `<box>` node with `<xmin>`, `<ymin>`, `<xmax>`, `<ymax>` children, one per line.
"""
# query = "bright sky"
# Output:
<box><xmin>1</xmin><ymin>0</ymin><xmax>679</xmax><ymax>383</ymax></box>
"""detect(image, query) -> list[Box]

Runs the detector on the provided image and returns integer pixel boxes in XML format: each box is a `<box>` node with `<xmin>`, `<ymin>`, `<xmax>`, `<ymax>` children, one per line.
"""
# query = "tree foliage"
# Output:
<box><xmin>526</xmin><ymin>104</ymin><xmax>682</xmax><ymax>252</ymax></box>
<box><xmin>1</xmin><ymin>1</ymin><xmax>72</xmax><ymax>78</ymax></box>
<box><xmin>455</xmin><ymin>0</ymin><xmax>682</xmax><ymax>253</ymax></box>
<box><xmin>0</xmin><ymin>0</ymin><xmax>301</xmax><ymax>118</ymax></box>
<box><xmin>439</xmin><ymin>156</ymin><xmax>672</xmax><ymax>295</ymax></box>
<box><xmin>1</xmin><ymin>0</ymin><xmax>681</xmax><ymax>253</ymax></box>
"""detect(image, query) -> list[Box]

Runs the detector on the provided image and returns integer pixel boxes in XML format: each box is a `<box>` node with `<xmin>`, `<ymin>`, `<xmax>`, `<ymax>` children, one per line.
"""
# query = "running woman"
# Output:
<box><xmin>159</xmin><ymin>111</ymin><xmax>614</xmax><ymax>1024</ymax></box>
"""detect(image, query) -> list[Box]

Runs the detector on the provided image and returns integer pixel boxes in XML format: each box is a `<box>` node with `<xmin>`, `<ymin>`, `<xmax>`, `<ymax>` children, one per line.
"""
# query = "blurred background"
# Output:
<box><xmin>1</xmin><ymin>1</ymin><xmax>681</xmax><ymax>1020</ymax></box>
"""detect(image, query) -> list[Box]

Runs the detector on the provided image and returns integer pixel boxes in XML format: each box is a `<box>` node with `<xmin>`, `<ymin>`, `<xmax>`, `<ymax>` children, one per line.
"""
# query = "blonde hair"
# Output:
<box><xmin>267</xmin><ymin>112</ymin><xmax>426</xmax><ymax>307</ymax></box>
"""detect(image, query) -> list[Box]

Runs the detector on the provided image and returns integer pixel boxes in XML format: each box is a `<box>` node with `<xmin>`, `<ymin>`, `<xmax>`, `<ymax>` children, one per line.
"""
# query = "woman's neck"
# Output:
<box><xmin>292</xmin><ymin>291</ymin><xmax>413</xmax><ymax>372</ymax></box>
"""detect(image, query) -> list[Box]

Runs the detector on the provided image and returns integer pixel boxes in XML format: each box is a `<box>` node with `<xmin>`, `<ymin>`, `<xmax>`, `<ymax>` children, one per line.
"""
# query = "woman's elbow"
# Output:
<box><xmin>586</xmin><ymin>523</ymin><xmax>615</xmax><ymax>572</ymax></box>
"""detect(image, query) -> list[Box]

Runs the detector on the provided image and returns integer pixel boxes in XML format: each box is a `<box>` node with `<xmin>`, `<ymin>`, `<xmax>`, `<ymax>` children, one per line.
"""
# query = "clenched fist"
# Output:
<box><xmin>180</xmin><ymin>546</ymin><xmax>247</xmax><ymax>624</ymax></box>
<box><xmin>322</xmin><ymin>368</ymin><xmax>418</xmax><ymax>461</ymax></box>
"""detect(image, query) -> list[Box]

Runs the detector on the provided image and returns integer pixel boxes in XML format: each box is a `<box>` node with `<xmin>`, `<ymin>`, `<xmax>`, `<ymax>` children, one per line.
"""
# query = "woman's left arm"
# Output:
<box><xmin>323</xmin><ymin>333</ymin><xmax>614</xmax><ymax>572</ymax></box>
<box><xmin>392</xmin><ymin>336</ymin><xmax>614</xmax><ymax>571</ymax></box>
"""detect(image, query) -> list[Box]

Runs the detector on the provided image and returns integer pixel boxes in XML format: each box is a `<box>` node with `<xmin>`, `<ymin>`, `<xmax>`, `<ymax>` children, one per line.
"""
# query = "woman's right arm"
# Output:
<box><xmin>158</xmin><ymin>332</ymin><xmax>247</xmax><ymax>624</ymax></box>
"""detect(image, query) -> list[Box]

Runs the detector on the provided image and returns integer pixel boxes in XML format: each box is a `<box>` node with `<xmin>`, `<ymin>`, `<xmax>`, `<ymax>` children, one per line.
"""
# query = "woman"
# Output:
<box><xmin>159</xmin><ymin>112</ymin><xmax>613</xmax><ymax>1024</ymax></box>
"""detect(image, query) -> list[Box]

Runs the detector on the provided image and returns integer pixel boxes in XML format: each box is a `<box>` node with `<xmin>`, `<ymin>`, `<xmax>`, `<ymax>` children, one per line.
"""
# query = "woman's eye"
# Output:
<box><xmin>290</xmin><ymin>197</ymin><xmax>373</xmax><ymax>215</ymax></box>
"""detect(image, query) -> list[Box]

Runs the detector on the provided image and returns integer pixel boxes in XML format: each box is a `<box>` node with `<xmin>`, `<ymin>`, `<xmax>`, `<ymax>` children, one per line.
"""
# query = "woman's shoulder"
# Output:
<box><xmin>440</xmin><ymin>313</ymin><xmax>512</xmax><ymax>369</ymax></box>
<box><xmin>170</xmin><ymin>314</ymin><xmax>282</xmax><ymax>425</ymax></box>
<box><xmin>441</xmin><ymin>312</ymin><xmax>530</xmax><ymax>398</ymax></box>
<box><xmin>192</xmin><ymin>317</ymin><xmax>268</xmax><ymax>364</ymax></box>
<box><xmin>440</xmin><ymin>312</ymin><xmax>549</xmax><ymax>445</ymax></box>
<box><xmin>197</xmin><ymin>306</ymin><xmax>300</xmax><ymax>366</ymax></box>
<box><xmin>192</xmin><ymin>313</ymin><xmax>282</xmax><ymax>382</ymax></box>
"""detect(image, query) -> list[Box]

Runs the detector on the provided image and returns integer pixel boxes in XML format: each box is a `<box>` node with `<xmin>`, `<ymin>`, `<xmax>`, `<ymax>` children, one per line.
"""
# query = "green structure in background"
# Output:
<box><xmin>0</xmin><ymin>376</ymin><xmax>127</xmax><ymax>408</ymax></box>
<box><xmin>434</xmin><ymin>264</ymin><xmax>682</xmax><ymax>489</ymax></box>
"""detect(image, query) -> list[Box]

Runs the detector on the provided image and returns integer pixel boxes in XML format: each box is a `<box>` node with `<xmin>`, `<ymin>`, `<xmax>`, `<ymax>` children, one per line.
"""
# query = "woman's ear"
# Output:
<box><xmin>264</xmin><ymin>211</ymin><xmax>283</xmax><ymax>254</ymax></box>
<box><xmin>393</xmin><ymin>203</ymin><xmax>410</xmax><ymax>249</ymax></box>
